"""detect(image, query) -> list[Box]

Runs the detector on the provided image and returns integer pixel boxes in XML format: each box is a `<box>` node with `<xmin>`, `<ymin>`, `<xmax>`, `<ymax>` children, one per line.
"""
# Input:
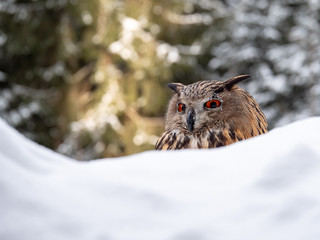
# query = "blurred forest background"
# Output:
<box><xmin>0</xmin><ymin>0</ymin><xmax>319</xmax><ymax>160</ymax></box>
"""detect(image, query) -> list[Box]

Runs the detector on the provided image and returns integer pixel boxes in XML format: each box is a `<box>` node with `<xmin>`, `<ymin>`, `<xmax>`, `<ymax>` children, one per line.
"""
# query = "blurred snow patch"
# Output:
<box><xmin>157</xmin><ymin>43</ymin><xmax>180</xmax><ymax>63</ymax></box>
<box><xmin>122</xmin><ymin>17</ymin><xmax>140</xmax><ymax>31</ymax></box>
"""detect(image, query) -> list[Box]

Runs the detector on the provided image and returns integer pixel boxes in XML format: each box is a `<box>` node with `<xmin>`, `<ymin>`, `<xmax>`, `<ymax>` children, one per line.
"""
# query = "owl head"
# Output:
<box><xmin>164</xmin><ymin>75</ymin><xmax>267</xmax><ymax>136</ymax></box>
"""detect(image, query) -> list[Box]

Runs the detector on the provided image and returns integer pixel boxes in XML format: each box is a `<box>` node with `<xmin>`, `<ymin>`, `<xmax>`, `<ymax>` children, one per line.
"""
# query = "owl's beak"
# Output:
<box><xmin>187</xmin><ymin>109</ymin><xmax>195</xmax><ymax>132</ymax></box>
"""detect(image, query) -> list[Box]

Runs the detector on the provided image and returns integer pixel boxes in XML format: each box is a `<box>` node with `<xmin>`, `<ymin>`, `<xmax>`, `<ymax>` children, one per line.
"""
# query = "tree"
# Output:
<box><xmin>209</xmin><ymin>0</ymin><xmax>320</xmax><ymax>127</ymax></box>
<box><xmin>1</xmin><ymin>0</ymin><xmax>319</xmax><ymax>159</ymax></box>
<box><xmin>1</xmin><ymin>0</ymin><xmax>224</xmax><ymax>159</ymax></box>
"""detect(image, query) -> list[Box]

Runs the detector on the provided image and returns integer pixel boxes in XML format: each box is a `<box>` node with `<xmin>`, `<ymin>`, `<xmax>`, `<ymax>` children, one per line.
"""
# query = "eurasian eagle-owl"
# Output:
<box><xmin>155</xmin><ymin>75</ymin><xmax>268</xmax><ymax>150</ymax></box>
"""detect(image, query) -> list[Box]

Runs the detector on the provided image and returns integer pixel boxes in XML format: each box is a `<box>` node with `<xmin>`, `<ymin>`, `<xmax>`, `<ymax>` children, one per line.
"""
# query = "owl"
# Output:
<box><xmin>155</xmin><ymin>75</ymin><xmax>268</xmax><ymax>150</ymax></box>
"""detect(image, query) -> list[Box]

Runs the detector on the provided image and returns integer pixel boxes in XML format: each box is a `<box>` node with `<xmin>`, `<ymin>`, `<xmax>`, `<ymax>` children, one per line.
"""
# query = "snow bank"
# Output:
<box><xmin>1</xmin><ymin>117</ymin><xmax>320</xmax><ymax>240</ymax></box>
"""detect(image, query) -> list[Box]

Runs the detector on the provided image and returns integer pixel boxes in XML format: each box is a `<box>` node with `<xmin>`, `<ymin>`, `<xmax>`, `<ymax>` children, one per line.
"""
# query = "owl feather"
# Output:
<box><xmin>155</xmin><ymin>75</ymin><xmax>268</xmax><ymax>150</ymax></box>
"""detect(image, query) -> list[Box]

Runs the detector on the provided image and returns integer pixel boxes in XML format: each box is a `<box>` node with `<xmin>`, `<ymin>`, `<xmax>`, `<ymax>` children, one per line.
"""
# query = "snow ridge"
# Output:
<box><xmin>1</xmin><ymin>117</ymin><xmax>320</xmax><ymax>240</ymax></box>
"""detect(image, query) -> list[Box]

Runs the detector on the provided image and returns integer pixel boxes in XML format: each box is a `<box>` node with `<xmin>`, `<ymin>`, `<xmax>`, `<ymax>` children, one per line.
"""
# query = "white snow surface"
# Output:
<box><xmin>1</xmin><ymin>117</ymin><xmax>320</xmax><ymax>240</ymax></box>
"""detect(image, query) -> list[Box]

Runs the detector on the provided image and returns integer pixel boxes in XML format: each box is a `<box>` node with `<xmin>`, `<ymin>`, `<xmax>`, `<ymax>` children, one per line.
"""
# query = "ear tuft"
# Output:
<box><xmin>167</xmin><ymin>83</ymin><xmax>184</xmax><ymax>94</ymax></box>
<box><xmin>224</xmin><ymin>75</ymin><xmax>250</xmax><ymax>90</ymax></box>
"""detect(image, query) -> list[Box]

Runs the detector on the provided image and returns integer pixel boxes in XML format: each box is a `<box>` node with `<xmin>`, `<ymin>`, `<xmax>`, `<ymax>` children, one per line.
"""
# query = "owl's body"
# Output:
<box><xmin>155</xmin><ymin>75</ymin><xmax>268</xmax><ymax>150</ymax></box>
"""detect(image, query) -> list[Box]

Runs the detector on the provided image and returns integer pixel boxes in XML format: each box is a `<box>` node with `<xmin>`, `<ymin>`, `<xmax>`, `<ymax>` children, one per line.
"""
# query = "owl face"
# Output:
<box><xmin>165</xmin><ymin>75</ymin><xmax>255</xmax><ymax>134</ymax></box>
<box><xmin>156</xmin><ymin>75</ymin><xmax>268</xmax><ymax>150</ymax></box>
<box><xmin>176</xmin><ymin>93</ymin><xmax>223</xmax><ymax>132</ymax></box>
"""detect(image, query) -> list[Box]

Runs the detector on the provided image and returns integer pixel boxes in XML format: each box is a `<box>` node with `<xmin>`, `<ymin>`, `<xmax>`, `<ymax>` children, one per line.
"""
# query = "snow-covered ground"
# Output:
<box><xmin>1</xmin><ymin>117</ymin><xmax>320</xmax><ymax>240</ymax></box>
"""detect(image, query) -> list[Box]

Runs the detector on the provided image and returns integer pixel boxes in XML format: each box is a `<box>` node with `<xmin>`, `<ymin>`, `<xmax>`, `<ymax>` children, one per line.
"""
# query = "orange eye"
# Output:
<box><xmin>177</xmin><ymin>103</ymin><xmax>186</xmax><ymax>113</ymax></box>
<box><xmin>204</xmin><ymin>99</ymin><xmax>221</xmax><ymax>109</ymax></box>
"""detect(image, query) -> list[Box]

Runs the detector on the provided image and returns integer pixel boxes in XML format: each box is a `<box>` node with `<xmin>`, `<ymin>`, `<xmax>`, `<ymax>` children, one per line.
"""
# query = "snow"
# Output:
<box><xmin>1</xmin><ymin>117</ymin><xmax>320</xmax><ymax>240</ymax></box>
